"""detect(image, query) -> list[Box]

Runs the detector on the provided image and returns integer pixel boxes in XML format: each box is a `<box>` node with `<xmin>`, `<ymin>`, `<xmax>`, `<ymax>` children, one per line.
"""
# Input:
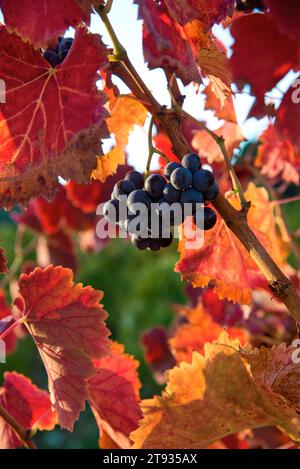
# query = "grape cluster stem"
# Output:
<box><xmin>146</xmin><ymin>115</ymin><xmax>169</xmax><ymax>178</ymax></box>
<box><xmin>98</xmin><ymin>7</ymin><xmax>300</xmax><ymax>325</ymax></box>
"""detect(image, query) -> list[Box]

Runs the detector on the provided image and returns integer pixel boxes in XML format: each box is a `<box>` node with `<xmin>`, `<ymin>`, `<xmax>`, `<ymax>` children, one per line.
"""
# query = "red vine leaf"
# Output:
<box><xmin>135</xmin><ymin>0</ymin><xmax>232</xmax><ymax>98</ymax></box>
<box><xmin>30</xmin><ymin>186</ymin><xmax>96</xmax><ymax>236</ymax></box>
<box><xmin>0</xmin><ymin>25</ymin><xmax>109</xmax><ymax>207</ymax></box>
<box><xmin>275</xmin><ymin>80</ymin><xmax>300</xmax><ymax>145</ymax></box>
<box><xmin>267</xmin><ymin>0</ymin><xmax>300</xmax><ymax>44</ymax></box>
<box><xmin>0</xmin><ymin>0</ymin><xmax>100</xmax><ymax>48</ymax></box>
<box><xmin>36</xmin><ymin>231</ymin><xmax>78</xmax><ymax>273</ymax></box>
<box><xmin>131</xmin><ymin>333</ymin><xmax>300</xmax><ymax>449</ymax></box>
<box><xmin>229</xmin><ymin>13</ymin><xmax>299</xmax><ymax>106</ymax></box>
<box><xmin>0</xmin><ymin>289</ymin><xmax>18</xmax><ymax>355</ymax></box>
<box><xmin>201</xmin><ymin>288</ymin><xmax>243</xmax><ymax>326</ymax></box>
<box><xmin>0</xmin><ymin>371</ymin><xmax>57</xmax><ymax>449</ymax></box>
<box><xmin>245</xmin><ymin>342</ymin><xmax>300</xmax><ymax>407</ymax></box>
<box><xmin>192</xmin><ymin>122</ymin><xmax>244</xmax><ymax>164</ymax></box>
<box><xmin>256</xmin><ymin>124</ymin><xmax>300</xmax><ymax>184</ymax></box>
<box><xmin>14</xmin><ymin>265</ymin><xmax>110</xmax><ymax>431</ymax></box>
<box><xmin>154</xmin><ymin>133</ymin><xmax>181</xmax><ymax>170</ymax></box>
<box><xmin>141</xmin><ymin>327</ymin><xmax>176</xmax><ymax>384</ymax></box>
<box><xmin>175</xmin><ymin>184</ymin><xmax>289</xmax><ymax>305</ymax></box>
<box><xmin>88</xmin><ymin>341</ymin><xmax>142</xmax><ymax>448</ymax></box>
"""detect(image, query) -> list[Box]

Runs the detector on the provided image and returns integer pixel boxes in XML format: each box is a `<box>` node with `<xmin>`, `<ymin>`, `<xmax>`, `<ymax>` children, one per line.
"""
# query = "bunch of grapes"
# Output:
<box><xmin>43</xmin><ymin>37</ymin><xmax>74</xmax><ymax>68</ymax></box>
<box><xmin>103</xmin><ymin>153</ymin><xmax>219</xmax><ymax>251</ymax></box>
<box><xmin>235</xmin><ymin>0</ymin><xmax>266</xmax><ymax>12</ymax></box>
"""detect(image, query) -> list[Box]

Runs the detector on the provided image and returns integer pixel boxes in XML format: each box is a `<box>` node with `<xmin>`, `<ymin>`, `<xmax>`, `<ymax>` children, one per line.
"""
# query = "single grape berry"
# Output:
<box><xmin>203</xmin><ymin>207</ymin><xmax>217</xmax><ymax>230</ymax></box>
<box><xmin>202</xmin><ymin>182</ymin><xmax>219</xmax><ymax>201</ymax></box>
<box><xmin>127</xmin><ymin>189</ymin><xmax>152</xmax><ymax>211</ymax></box>
<box><xmin>163</xmin><ymin>183</ymin><xmax>181</xmax><ymax>203</ymax></box>
<box><xmin>113</xmin><ymin>180</ymin><xmax>136</xmax><ymax>200</ymax></box>
<box><xmin>125</xmin><ymin>170</ymin><xmax>144</xmax><ymax>189</ymax></box>
<box><xmin>58</xmin><ymin>49</ymin><xmax>69</xmax><ymax>63</ymax></box>
<box><xmin>170</xmin><ymin>167</ymin><xmax>192</xmax><ymax>190</ymax></box>
<box><xmin>164</xmin><ymin>162</ymin><xmax>181</xmax><ymax>180</ymax></box>
<box><xmin>58</xmin><ymin>38</ymin><xmax>73</xmax><ymax>52</ymax></box>
<box><xmin>131</xmin><ymin>235</ymin><xmax>150</xmax><ymax>251</ymax></box>
<box><xmin>159</xmin><ymin>232</ymin><xmax>174</xmax><ymax>248</ymax></box>
<box><xmin>180</xmin><ymin>188</ymin><xmax>204</xmax><ymax>214</ymax></box>
<box><xmin>181</xmin><ymin>153</ymin><xmax>201</xmax><ymax>173</ymax></box>
<box><xmin>103</xmin><ymin>199</ymin><xmax>120</xmax><ymax>223</ymax></box>
<box><xmin>148</xmin><ymin>239</ymin><xmax>161</xmax><ymax>251</ymax></box>
<box><xmin>192</xmin><ymin>169</ymin><xmax>214</xmax><ymax>192</ymax></box>
<box><xmin>44</xmin><ymin>49</ymin><xmax>60</xmax><ymax>67</ymax></box>
<box><xmin>144</xmin><ymin>174</ymin><xmax>166</xmax><ymax>199</ymax></box>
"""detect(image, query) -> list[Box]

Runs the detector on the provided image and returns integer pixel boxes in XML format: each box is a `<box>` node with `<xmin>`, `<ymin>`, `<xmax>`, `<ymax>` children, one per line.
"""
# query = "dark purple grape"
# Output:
<box><xmin>58</xmin><ymin>49</ymin><xmax>69</xmax><ymax>63</ymax></box>
<box><xmin>170</xmin><ymin>167</ymin><xmax>192</xmax><ymax>190</ymax></box>
<box><xmin>180</xmin><ymin>188</ymin><xmax>204</xmax><ymax>214</ymax></box>
<box><xmin>103</xmin><ymin>199</ymin><xmax>120</xmax><ymax>223</ymax></box>
<box><xmin>164</xmin><ymin>162</ymin><xmax>181</xmax><ymax>180</ymax></box>
<box><xmin>144</xmin><ymin>174</ymin><xmax>167</xmax><ymax>199</ymax></box>
<box><xmin>181</xmin><ymin>153</ymin><xmax>201</xmax><ymax>173</ymax></box>
<box><xmin>113</xmin><ymin>180</ymin><xmax>136</xmax><ymax>200</ymax></box>
<box><xmin>159</xmin><ymin>232</ymin><xmax>174</xmax><ymax>248</ymax></box>
<box><xmin>131</xmin><ymin>235</ymin><xmax>150</xmax><ymax>251</ymax></box>
<box><xmin>163</xmin><ymin>183</ymin><xmax>182</xmax><ymax>203</ymax></box>
<box><xmin>202</xmin><ymin>183</ymin><xmax>219</xmax><ymax>201</ymax></box>
<box><xmin>125</xmin><ymin>170</ymin><xmax>144</xmax><ymax>189</ymax></box>
<box><xmin>127</xmin><ymin>189</ymin><xmax>152</xmax><ymax>211</ymax></box>
<box><xmin>203</xmin><ymin>207</ymin><xmax>217</xmax><ymax>230</ymax></box>
<box><xmin>58</xmin><ymin>38</ymin><xmax>73</xmax><ymax>53</ymax></box>
<box><xmin>44</xmin><ymin>49</ymin><xmax>60</xmax><ymax>67</ymax></box>
<box><xmin>192</xmin><ymin>169</ymin><xmax>214</xmax><ymax>192</ymax></box>
<box><xmin>148</xmin><ymin>239</ymin><xmax>161</xmax><ymax>251</ymax></box>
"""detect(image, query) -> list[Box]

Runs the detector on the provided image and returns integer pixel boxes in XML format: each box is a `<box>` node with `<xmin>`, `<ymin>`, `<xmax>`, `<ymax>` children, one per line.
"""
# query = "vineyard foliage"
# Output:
<box><xmin>0</xmin><ymin>0</ymin><xmax>300</xmax><ymax>450</ymax></box>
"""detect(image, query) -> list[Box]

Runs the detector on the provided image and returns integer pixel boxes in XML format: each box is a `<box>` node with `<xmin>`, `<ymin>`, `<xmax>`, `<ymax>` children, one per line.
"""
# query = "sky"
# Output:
<box><xmin>0</xmin><ymin>2</ymin><xmax>298</xmax><ymax>172</ymax></box>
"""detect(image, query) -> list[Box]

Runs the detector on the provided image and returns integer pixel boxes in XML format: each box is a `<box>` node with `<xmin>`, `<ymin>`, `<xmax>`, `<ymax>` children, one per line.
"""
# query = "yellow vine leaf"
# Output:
<box><xmin>93</xmin><ymin>95</ymin><xmax>147</xmax><ymax>182</ymax></box>
<box><xmin>131</xmin><ymin>332</ymin><xmax>300</xmax><ymax>449</ymax></box>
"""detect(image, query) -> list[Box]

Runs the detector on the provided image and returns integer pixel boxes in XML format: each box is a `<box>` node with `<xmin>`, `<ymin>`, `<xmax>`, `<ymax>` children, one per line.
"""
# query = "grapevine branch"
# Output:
<box><xmin>98</xmin><ymin>8</ymin><xmax>300</xmax><ymax>325</ymax></box>
<box><xmin>0</xmin><ymin>402</ymin><xmax>37</xmax><ymax>449</ymax></box>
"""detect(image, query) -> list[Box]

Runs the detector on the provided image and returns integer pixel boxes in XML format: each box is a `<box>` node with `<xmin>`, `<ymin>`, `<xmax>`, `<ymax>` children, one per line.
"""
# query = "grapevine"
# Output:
<box><xmin>0</xmin><ymin>0</ymin><xmax>299</xmax><ymax>454</ymax></box>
